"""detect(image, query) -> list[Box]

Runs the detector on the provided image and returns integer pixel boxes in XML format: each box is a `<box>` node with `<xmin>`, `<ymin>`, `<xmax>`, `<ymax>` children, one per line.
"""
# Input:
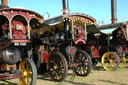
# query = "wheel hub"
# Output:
<box><xmin>110</xmin><ymin>59</ymin><xmax>113</xmax><ymax>63</ymax></box>
<box><xmin>54</xmin><ymin>65</ymin><xmax>58</xmax><ymax>69</ymax></box>
<box><xmin>23</xmin><ymin>70</ymin><xmax>28</xmax><ymax>77</ymax></box>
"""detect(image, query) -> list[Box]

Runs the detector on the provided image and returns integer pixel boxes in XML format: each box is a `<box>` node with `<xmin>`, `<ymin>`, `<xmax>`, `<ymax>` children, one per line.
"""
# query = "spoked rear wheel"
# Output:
<box><xmin>73</xmin><ymin>50</ymin><xmax>92</xmax><ymax>76</ymax></box>
<box><xmin>102</xmin><ymin>52</ymin><xmax>120</xmax><ymax>71</ymax></box>
<box><xmin>19</xmin><ymin>58</ymin><xmax>37</xmax><ymax>85</ymax></box>
<box><xmin>120</xmin><ymin>50</ymin><xmax>128</xmax><ymax>68</ymax></box>
<box><xmin>47</xmin><ymin>52</ymin><xmax>68</xmax><ymax>82</ymax></box>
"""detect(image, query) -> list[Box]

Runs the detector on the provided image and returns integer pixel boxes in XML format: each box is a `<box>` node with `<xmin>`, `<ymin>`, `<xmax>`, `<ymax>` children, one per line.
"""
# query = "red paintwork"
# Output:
<box><xmin>75</xmin><ymin>39</ymin><xmax>86</xmax><ymax>45</ymax></box>
<box><xmin>74</xmin><ymin>25</ymin><xmax>86</xmax><ymax>45</ymax></box>
<box><xmin>11</xmin><ymin>21</ymin><xmax>27</xmax><ymax>39</ymax></box>
<box><xmin>12</xmin><ymin>40</ymin><xmax>29</xmax><ymax>43</ymax></box>
<box><xmin>0</xmin><ymin>8</ymin><xmax>43</xmax><ymax>43</ymax></box>
<box><xmin>0</xmin><ymin>7</ymin><xmax>43</xmax><ymax>81</ymax></box>
<box><xmin>68</xmin><ymin>47</ymin><xmax>76</xmax><ymax>54</ymax></box>
<box><xmin>1</xmin><ymin>23</ymin><xmax>8</xmax><ymax>34</ymax></box>
<box><xmin>125</xmin><ymin>48</ymin><xmax>128</xmax><ymax>51</ymax></box>
<box><xmin>0</xmin><ymin>8</ymin><xmax>43</xmax><ymax>21</ymax></box>
<box><xmin>86</xmin><ymin>46</ymin><xmax>100</xmax><ymax>58</ymax></box>
<box><xmin>41</xmin><ymin>51</ymin><xmax>50</xmax><ymax>63</ymax></box>
<box><xmin>65</xmin><ymin>13</ymin><xmax>96</xmax><ymax>24</ymax></box>
<box><xmin>117</xmin><ymin>27</ymin><xmax>127</xmax><ymax>44</ymax></box>
<box><xmin>69</xmin><ymin>63</ymin><xmax>82</xmax><ymax>68</ymax></box>
<box><xmin>0</xmin><ymin>8</ymin><xmax>43</xmax><ymax>41</ymax></box>
<box><xmin>92</xmin><ymin>47</ymin><xmax>100</xmax><ymax>58</ymax></box>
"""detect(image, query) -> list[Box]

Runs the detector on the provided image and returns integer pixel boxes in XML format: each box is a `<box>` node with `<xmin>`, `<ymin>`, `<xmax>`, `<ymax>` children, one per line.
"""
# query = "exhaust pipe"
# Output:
<box><xmin>111</xmin><ymin>0</ymin><xmax>117</xmax><ymax>23</ymax></box>
<box><xmin>62</xmin><ymin>0</ymin><xmax>70</xmax><ymax>40</ymax></box>
<box><xmin>1</xmin><ymin>0</ymin><xmax>8</xmax><ymax>8</ymax></box>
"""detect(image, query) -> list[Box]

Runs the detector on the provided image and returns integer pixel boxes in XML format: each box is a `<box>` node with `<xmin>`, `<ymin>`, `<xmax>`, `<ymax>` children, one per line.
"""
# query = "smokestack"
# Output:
<box><xmin>62</xmin><ymin>0</ymin><xmax>70</xmax><ymax>40</ymax></box>
<box><xmin>111</xmin><ymin>0</ymin><xmax>117</xmax><ymax>23</ymax></box>
<box><xmin>62</xmin><ymin>0</ymin><xmax>70</xmax><ymax>14</ymax></box>
<box><xmin>1</xmin><ymin>0</ymin><xmax>8</xmax><ymax>8</ymax></box>
<box><xmin>2</xmin><ymin>0</ymin><xmax>8</xmax><ymax>7</ymax></box>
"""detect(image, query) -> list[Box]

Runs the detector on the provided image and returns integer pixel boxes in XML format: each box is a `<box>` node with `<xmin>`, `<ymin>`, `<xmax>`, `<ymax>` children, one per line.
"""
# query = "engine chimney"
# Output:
<box><xmin>1</xmin><ymin>0</ymin><xmax>8</xmax><ymax>8</ymax></box>
<box><xmin>62</xmin><ymin>0</ymin><xmax>70</xmax><ymax>14</ymax></box>
<box><xmin>111</xmin><ymin>0</ymin><xmax>117</xmax><ymax>23</ymax></box>
<box><xmin>62</xmin><ymin>0</ymin><xmax>70</xmax><ymax>40</ymax></box>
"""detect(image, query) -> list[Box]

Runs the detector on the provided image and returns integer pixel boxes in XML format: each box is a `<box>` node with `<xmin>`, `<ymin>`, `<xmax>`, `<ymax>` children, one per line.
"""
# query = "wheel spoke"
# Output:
<box><xmin>120</xmin><ymin>51</ymin><xmax>128</xmax><ymax>68</ymax></box>
<box><xmin>102</xmin><ymin>52</ymin><xmax>120</xmax><ymax>71</ymax></box>
<box><xmin>73</xmin><ymin>50</ymin><xmax>92</xmax><ymax>76</ymax></box>
<box><xmin>27</xmin><ymin>77</ymin><xmax>31</xmax><ymax>85</ymax></box>
<box><xmin>20</xmin><ymin>77</ymin><xmax>26</xmax><ymax>85</ymax></box>
<box><xmin>19</xmin><ymin>59</ymin><xmax>37</xmax><ymax>85</ymax></box>
<box><xmin>47</xmin><ymin>52</ymin><xmax>68</xmax><ymax>81</ymax></box>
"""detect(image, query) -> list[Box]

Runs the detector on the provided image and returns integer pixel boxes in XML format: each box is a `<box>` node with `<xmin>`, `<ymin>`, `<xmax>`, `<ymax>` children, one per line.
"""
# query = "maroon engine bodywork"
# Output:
<box><xmin>0</xmin><ymin>8</ymin><xmax>43</xmax><ymax>80</ymax></box>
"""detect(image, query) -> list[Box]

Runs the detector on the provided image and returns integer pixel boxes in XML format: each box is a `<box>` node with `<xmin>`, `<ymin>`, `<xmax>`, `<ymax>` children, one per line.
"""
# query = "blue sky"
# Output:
<box><xmin>5</xmin><ymin>0</ymin><xmax>128</xmax><ymax>24</ymax></box>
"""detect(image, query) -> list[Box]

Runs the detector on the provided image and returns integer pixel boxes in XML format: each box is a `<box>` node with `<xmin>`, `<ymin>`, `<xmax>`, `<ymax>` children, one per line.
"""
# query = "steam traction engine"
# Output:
<box><xmin>31</xmin><ymin>12</ymin><xmax>96</xmax><ymax>81</ymax></box>
<box><xmin>84</xmin><ymin>21</ymin><xmax>128</xmax><ymax>71</ymax></box>
<box><xmin>0</xmin><ymin>3</ymin><xmax>43</xmax><ymax>85</ymax></box>
<box><xmin>83</xmin><ymin>0</ymin><xmax>128</xmax><ymax>71</ymax></box>
<box><xmin>112</xmin><ymin>22</ymin><xmax>128</xmax><ymax>68</ymax></box>
<box><xmin>30</xmin><ymin>0</ymin><xmax>94</xmax><ymax>82</ymax></box>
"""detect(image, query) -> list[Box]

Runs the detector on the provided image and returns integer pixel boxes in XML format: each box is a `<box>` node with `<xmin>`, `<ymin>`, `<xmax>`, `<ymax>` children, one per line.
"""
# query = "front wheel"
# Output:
<box><xmin>47</xmin><ymin>52</ymin><xmax>68</xmax><ymax>82</ymax></box>
<box><xmin>73</xmin><ymin>50</ymin><xmax>92</xmax><ymax>76</ymax></box>
<box><xmin>19</xmin><ymin>58</ymin><xmax>37</xmax><ymax>85</ymax></box>
<box><xmin>101</xmin><ymin>52</ymin><xmax>120</xmax><ymax>71</ymax></box>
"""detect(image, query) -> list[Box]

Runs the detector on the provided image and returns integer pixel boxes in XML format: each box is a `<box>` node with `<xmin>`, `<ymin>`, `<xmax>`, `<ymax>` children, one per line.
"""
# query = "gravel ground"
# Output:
<box><xmin>0</xmin><ymin>64</ymin><xmax>128</xmax><ymax>85</ymax></box>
